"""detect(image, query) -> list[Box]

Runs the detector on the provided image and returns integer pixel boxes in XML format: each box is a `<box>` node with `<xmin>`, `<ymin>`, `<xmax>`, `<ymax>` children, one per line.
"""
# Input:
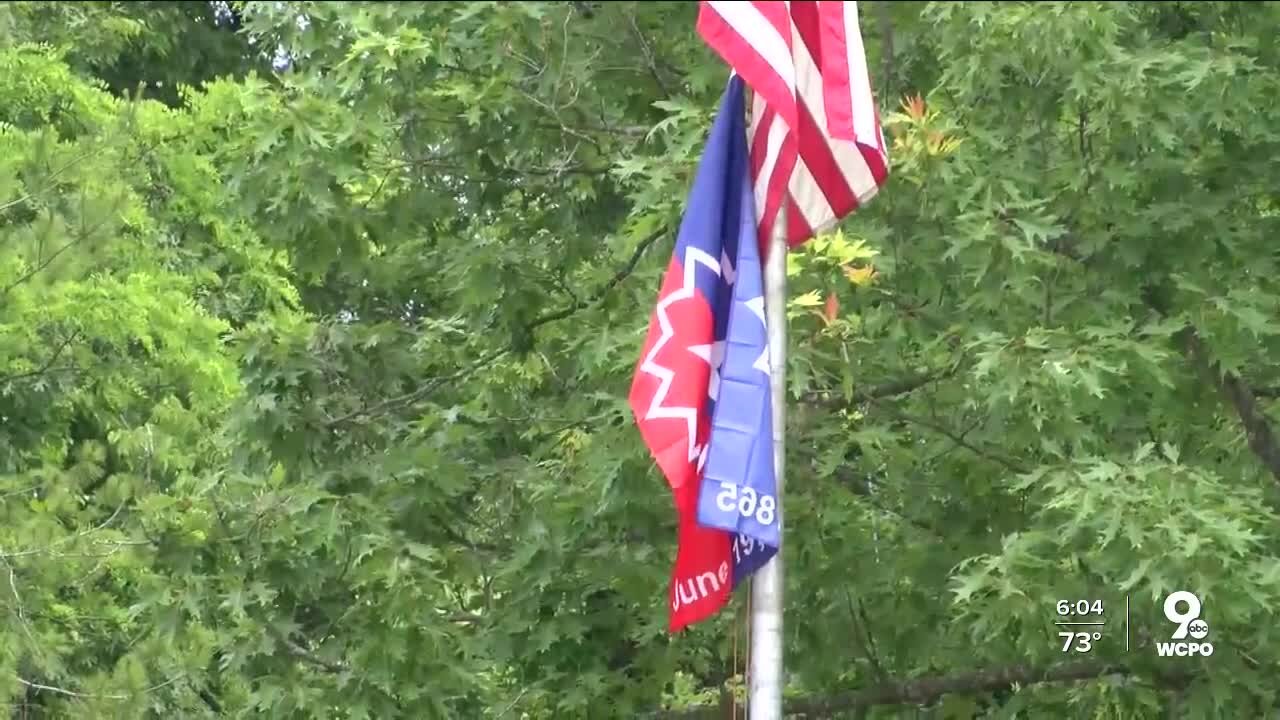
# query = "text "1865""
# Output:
<box><xmin>715</xmin><ymin>482</ymin><xmax>776</xmax><ymax>526</ymax></box>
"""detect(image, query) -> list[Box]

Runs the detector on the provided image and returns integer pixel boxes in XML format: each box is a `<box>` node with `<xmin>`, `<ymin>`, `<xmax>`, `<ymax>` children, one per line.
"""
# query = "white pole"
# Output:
<box><xmin>749</xmin><ymin>205</ymin><xmax>787</xmax><ymax>720</ymax></box>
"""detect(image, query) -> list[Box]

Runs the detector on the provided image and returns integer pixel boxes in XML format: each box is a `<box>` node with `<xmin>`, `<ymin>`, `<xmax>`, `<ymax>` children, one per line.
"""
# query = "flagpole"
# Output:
<box><xmin>749</xmin><ymin>205</ymin><xmax>788</xmax><ymax>720</ymax></box>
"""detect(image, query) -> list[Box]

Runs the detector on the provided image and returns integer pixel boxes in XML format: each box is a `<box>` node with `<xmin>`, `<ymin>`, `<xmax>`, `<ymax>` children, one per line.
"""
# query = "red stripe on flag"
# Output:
<box><xmin>795</xmin><ymin>87</ymin><xmax>859</xmax><ymax>217</ymax></box>
<box><xmin>696</xmin><ymin>3</ymin><xmax>797</xmax><ymax>133</ymax></box>
<box><xmin>786</xmin><ymin>196</ymin><xmax>814</xmax><ymax>246</ymax></box>
<box><xmin>817</xmin><ymin>1</ymin><xmax>858</xmax><ymax>141</ymax></box>
<box><xmin>858</xmin><ymin>105</ymin><xmax>891</xmax><ymax>184</ymax></box>
<box><xmin>789</xmin><ymin>0</ymin><xmax>823</xmax><ymax>65</ymax></box>
<box><xmin>751</xmin><ymin>0</ymin><xmax>793</xmax><ymax>35</ymax></box>
<box><xmin>756</xmin><ymin>134</ymin><xmax>796</xmax><ymax>257</ymax></box>
<box><xmin>749</xmin><ymin>104</ymin><xmax>775</xmax><ymax>181</ymax></box>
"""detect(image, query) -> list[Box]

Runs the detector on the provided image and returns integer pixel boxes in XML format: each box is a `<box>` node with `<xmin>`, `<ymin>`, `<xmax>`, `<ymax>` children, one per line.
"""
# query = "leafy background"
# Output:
<box><xmin>2</xmin><ymin>1</ymin><xmax>1279</xmax><ymax>718</ymax></box>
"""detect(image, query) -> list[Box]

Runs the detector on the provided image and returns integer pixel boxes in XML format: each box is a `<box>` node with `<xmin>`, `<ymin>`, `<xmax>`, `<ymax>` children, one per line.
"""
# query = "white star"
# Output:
<box><xmin>720</xmin><ymin>251</ymin><xmax>737</xmax><ymax>286</ymax></box>
<box><xmin>688</xmin><ymin>340</ymin><xmax>727</xmax><ymax>401</ymax></box>
<box><xmin>689</xmin><ymin>337</ymin><xmax>726</xmax><ymax>475</ymax></box>
<box><xmin>744</xmin><ymin>296</ymin><xmax>771</xmax><ymax>374</ymax></box>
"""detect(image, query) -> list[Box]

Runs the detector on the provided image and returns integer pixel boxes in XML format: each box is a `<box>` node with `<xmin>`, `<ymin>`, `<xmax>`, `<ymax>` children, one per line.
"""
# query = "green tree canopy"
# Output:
<box><xmin>2</xmin><ymin>1</ymin><xmax>1280</xmax><ymax>718</ymax></box>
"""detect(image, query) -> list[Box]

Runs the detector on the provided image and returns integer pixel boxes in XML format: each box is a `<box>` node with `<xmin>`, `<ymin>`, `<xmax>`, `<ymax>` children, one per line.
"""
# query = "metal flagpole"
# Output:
<box><xmin>749</xmin><ymin>205</ymin><xmax>788</xmax><ymax>720</ymax></box>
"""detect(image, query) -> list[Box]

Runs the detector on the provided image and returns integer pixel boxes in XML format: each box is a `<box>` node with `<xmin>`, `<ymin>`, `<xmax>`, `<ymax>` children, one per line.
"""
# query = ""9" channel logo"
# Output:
<box><xmin>1155</xmin><ymin>590</ymin><xmax>1213</xmax><ymax>657</ymax></box>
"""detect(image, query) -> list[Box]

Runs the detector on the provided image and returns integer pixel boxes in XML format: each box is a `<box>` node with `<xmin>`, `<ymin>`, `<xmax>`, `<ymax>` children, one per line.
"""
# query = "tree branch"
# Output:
<box><xmin>1142</xmin><ymin>285</ymin><xmax>1280</xmax><ymax>485</ymax></box>
<box><xmin>803</xmin><ymin>458</ymin><xmax>949</xmax><ymax>542</ymax></box>
<box><xmin>791</xmin><ymin>661</ymin><xmax>1129</xmax><ymax>717</ymax></box>
<box><xmin>526</xmin><ymin>226</ymin><xmax>666</xmax><ymax>328</ymax></box>
<box><xmin>876</xmin><ymin>0</ymin><xmax>894</xmax><ymax>93</ymax></box>
<box><xmin>0</xmin><ymin>502</ymin><xmax>127</xmax><ymax>559</ymax></box>
<box><xmin>867</xmin><ymin>399</ymin><xmax>1030</xmax><ymax>474</ymax></box>
<box><xmin>403</xmin><ymin>156</ymin><xmax>611</xmax><ymax>180</ymax></box>
<box><xmin>627</xmin><ymin>8</ymin><xmax>673</xmax><ymax>99</ymax></box>
<box><xmin>1176</xmin><ymin>325</ymin><xmax>1280</xmax><ymax>484</ymax></box>
<box><xmin>802</xmin><ymin>367</ymin><xmax>956</xmax><ymax>408</ymax></box>
<box><xmin>0</xmin><ymin>328</ymin><xmax>81</xmax><ymax>387</ymax></box>
<box><xmin>12</xmin><ymin>674</ymin><xmax>180</xmax><ymax>701</ymax></box>
<box><xmin>1</xmin><ymin>236</ymin><xmax>84</xmax><ymax>296</ymax></box>
<box><xmin>1</xmin><ymin>210</ymin><xmax>116</xmax><ymax>297</ymax></box>
<box><xmin>0</xmin><ymin>148</ymin><xmax>100</xmax><ymax>215</ymax></box>
<box><xmin>327</xmin><ymin>227</ymin><xmax>668</xmax><ymax>426</ymax></box>
<box><xmin>325</xmin><ymin>347</ymin><xmax>510</xmax><ymax>427</ymax></box>
<box><xmin>648</xmin><ymin>660</ymin><xmax>1131</xmax><ymax>719</ymax></box>
<box><xmin>13</xmin><ymin>675</ymin><xmax>126</xmax><ymax>700</ymax></box>
<box><xmin>265</xmin><ymin>625</ymin><xmax>349</xmax><ymax>674</ymax></box>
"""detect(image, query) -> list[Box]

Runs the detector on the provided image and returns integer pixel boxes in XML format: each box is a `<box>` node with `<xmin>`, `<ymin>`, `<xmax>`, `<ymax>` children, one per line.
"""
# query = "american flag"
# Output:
<box><xmin>697</xmin><ymin>0</ymin><xmax>890</xmax><ymax>249</ymax></box>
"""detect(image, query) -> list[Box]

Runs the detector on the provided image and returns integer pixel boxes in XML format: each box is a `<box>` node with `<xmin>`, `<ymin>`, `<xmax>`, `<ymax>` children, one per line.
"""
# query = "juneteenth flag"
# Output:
<box><xmin>631</xmin><ymin>0</ymin><xmax>889</xmax><ymax>633</ymax></box>
<box><xmin>629</xmin><ymin>76</ymin><xmax>776</xmax><ymax>632</ymax></box>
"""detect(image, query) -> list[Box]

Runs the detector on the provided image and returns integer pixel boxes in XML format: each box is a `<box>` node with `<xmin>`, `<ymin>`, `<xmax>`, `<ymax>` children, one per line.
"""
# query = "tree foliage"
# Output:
<box><xmin>2</xmin><ymin>1</ymin><xmax>1280</xmax><ymax>718</ymax></box>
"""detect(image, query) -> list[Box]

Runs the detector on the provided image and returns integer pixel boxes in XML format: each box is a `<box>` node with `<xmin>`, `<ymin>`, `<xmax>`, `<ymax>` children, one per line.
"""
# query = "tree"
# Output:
<box><xmin>0</xmin><ymin>1</ymin><xmax>259</xmax><ymax>106</ymax></box>
<box><xmin>2</xmin><ymin>1</ymin><xmax>1279</xmax><ymax>718</ymax></box>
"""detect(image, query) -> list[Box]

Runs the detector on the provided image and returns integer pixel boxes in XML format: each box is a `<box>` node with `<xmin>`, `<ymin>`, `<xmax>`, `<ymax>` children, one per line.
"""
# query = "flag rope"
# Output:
<box><xmin>744</xmin><ymin>579</ymin><xmax>752</xmax><ymax>719</ymax></box>
<box><xmin>731</xmin><ymin>601</ymin><xmax>739</xmax><ymax>719</ymax></box>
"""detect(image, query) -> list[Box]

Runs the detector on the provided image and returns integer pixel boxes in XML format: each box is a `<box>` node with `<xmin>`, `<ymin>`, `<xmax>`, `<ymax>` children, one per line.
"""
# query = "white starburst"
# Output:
<box><xmin>636</xmin><ymin>246</ymin><xmax>721</xmax><ymax>463</ymax></box>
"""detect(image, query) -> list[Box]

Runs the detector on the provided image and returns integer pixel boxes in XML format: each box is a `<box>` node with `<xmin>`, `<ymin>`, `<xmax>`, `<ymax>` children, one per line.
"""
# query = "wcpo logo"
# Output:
<box><xmin>1156</xmin><ymin>590</ymin><xmax>1213</xmax><ymax>657</ymax></box>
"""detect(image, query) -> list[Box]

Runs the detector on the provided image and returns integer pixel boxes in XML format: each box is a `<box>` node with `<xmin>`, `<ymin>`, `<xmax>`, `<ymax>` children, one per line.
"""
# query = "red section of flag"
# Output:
<box><xmin>629</xmin><ymin>256</ymin><xmax>733</xmax><ymax>632</ymax></box>
<box><xmin>696</xmin><ymin>0</ymin><xmax>890</xmax><ymax>251</ymax></box>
